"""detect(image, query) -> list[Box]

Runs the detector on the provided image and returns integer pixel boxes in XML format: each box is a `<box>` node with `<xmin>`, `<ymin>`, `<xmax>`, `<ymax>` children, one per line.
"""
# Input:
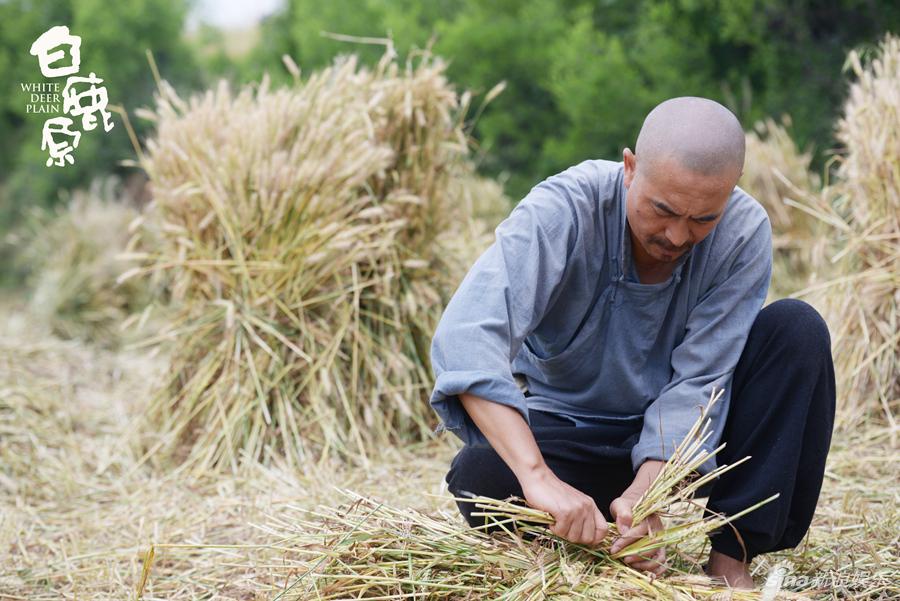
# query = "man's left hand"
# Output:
<box><xmin>609</xmin><ymin>493</ymin><xmax>666</xmax><ymax>576</ymax></box>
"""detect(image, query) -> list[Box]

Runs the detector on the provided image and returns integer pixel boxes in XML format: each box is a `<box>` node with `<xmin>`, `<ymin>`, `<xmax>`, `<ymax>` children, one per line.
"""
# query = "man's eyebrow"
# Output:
<box><xmin>651</xmin><ymin>198</ymin><xmax>720</xmax><ymax>222</ymax></box>
<box><xmin>651</xmin><ymin>199</ymin><xmax>680</xmax><ymax>216</ymax></box>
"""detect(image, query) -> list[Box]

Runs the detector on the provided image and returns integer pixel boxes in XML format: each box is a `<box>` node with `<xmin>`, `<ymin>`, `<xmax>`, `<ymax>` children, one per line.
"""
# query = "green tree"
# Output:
<box><xmin>250</xmin><ymin>0</ymin><xmax>899</xmax><ymax>201</ymax></box>
<box><xmin>433</xmin><ymin>0</ymin><xmax>569</xmax><ymax>195</ymax></box>
<box><xmin>619</xmin><ymin>0</ymin><xmax>900</xmax><ymax>162</ymax></box>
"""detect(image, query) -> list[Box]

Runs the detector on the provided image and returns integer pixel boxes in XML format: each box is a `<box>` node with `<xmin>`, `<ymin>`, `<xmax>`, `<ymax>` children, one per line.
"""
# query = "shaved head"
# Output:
<box><xmin>635</xmin><ymin>97</ymin><xmax>745</xmax><ymax>179</ymax></box>
<box><xmin>621</xmin><ymin>96</ymin><xmax>747</xmax><ymax>275</ymax></box>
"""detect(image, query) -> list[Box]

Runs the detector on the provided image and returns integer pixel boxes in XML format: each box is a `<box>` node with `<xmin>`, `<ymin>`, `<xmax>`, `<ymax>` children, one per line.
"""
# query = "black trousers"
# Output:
<box><xmin>445</xmin><ymin>299</ymin><xmax>836</xmax><ymax>562</ymax></box>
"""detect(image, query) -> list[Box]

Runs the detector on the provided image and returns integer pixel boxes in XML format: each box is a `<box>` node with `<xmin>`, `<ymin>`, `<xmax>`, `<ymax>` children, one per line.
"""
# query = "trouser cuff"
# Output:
<box><xmin>708</xmin><ymin>528</ymin><xmax>757</xmax><ymax>564</ymax></box>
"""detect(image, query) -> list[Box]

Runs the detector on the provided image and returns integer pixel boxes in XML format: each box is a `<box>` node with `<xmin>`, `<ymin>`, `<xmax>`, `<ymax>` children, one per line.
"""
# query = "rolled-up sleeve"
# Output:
<box><xmin>429</xmin><ymin>173</ymin><xmax>581</xmax><ymax>447</ymax></box>
<box><xmin>630</xmin><ymin>213</ymin><xmax>773</xmax><ymax>474</ymax></box>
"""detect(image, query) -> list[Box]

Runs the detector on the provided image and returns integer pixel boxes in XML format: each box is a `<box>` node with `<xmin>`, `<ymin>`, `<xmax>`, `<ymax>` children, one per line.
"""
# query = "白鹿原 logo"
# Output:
<box><xmin>21</xmin><ymin>25</ymin><xmax>114</xmax><ymax>167</ymax></box>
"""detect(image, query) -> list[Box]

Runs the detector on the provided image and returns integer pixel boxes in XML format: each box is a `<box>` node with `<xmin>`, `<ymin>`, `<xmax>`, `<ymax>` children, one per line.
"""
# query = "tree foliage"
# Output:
<box><xmin>248</xmin><ymin>0</ymin><xmax>900</xmax><ymax>200</ymax></box>
<box><xmin>1</xmin><ymin>0</ymin><xmax>897</xmax><ymax>217</ymax></box>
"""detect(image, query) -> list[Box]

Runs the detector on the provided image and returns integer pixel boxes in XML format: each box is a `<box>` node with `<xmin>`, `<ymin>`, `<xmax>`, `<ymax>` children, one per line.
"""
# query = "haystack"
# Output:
<box><xmin>794</xmin><ymin>35</ymin><xmax>900</xmax><ymax>428</ymax></box>
<box><xmin>15</xmin><ymin>184</ymin><xmax>152</xmax><ymax>346</ymax></box>
<box><xmin>740</xmin><ymin>116</ymin><xmax>825</xmax><ymax>297</ymax></box>
<box><xmin>123</xmin><ymin>49</ymin><xmax>505</xmax><ymax>471</ymax></box>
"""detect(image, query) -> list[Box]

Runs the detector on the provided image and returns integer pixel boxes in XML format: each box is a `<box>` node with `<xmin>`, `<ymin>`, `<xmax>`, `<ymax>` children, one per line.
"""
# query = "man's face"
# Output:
<box><xmin>622</xmin><ymin>149</ymin><xmax>737</xmax><ymax>265</ymax></box>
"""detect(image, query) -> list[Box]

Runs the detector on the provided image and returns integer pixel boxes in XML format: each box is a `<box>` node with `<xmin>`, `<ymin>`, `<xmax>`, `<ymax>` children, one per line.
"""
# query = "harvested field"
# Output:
<box><xmin>0</xmin><ymin>294</ymin><xmax>897</xmax><ymax>599</ymax></box>
<box><xmin>2</xmin><ymin>37</ymin><xmax>899</xmax><ymax>601</ymax></box>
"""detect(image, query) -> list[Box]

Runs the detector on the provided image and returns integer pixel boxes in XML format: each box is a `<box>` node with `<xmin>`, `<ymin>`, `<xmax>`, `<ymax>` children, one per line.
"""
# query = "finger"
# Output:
<box><xmin>652</xmin><ymin>548</ymin><xmax>666</xmax><ymax>574</ymax></box>
<box><xmin>557</xmin><ymin>512</ymin><xmax>574</xmax><ymax>540</ymax></box>
<box><xmin>623</xmin><ymin>545</ymin><xmax>661</xmax><ymax>564</ymax></box>
<box><xmin>550</xmin><ymin>509</ymin><xmax>570</xmax><ymax>540</ymax></box>
<box><xmin>624</xmin><ymin>549</ymin><xmax>663</xmax><ymax>571</ymax></box>
<box><xmin>643</xmin><ymin>549</ymin><xmax>667</xmax><ymax>576</ymax></box>
<box><xmin>564</xmin><ymin>511</ymin><xmax>584</xmax><ymax>544</ymax></box>
<box><xmin>611</xmin><ymin>524</ymin><xmax>647</xmax><ymax>554</ymax></box>
<box><xmin>615</xmin><ymin>506</ymin><xmax>632</xmax><ymax>533</ymax></box>
<box><xmin>619</xmin><ymin>520</ymin><xmax>643</xmax><ymax>541</ymax></box>
<box><xmin>549</xmin><ymin>510</ymin><xmax>569</xmax><ymax>540</ymax></box>
<box><xmin>593</xmin><ymin>509</ymin><xmax>608</xmax><ymax>546</ymax></box>
<box><xmin>578</xmin><ymin>507</ymin><xmax>595</xmax><ymax>546</ymax></box>
<box><xmin>629</xmin><ymin>557</ymin><xmax>664</xmax><ymax>573</ymax></box>
<box><xmin>609</xmin><ymin>498</ymin><xmax>620</xmax><ymax>520</ymax></box>
<box><xmin>653</xmin><ymin>561</ymin><xmax>667</xmax><ymax>577</ymax></box>
<box><xmin>609</xmin><ymin>499</ymin><xmax>627</xmax><ymax>524</ymax></box>
<box><xmin>623</xmin><ymin>550</ymin><xmax>653</xmax><ymax>563</ymax></box>
<box><xmin>610</xmin><ymin>536</ymin><xmax>629</xmax><ymax>555</ymax></box>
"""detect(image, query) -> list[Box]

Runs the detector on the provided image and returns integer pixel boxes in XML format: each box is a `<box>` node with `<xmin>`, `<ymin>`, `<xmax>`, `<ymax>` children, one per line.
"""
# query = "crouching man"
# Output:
<box><xmin>428</xmin><ymin>96</ymin><xmax>835</xmax><ymax>589</ymax></box>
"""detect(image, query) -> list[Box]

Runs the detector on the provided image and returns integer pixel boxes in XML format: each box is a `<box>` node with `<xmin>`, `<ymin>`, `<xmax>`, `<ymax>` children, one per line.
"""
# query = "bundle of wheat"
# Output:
<box><xmin>122</xmin><ymin>48</ymin><xmax>505</xmax><ymax>472</ymax></box>
<box><xmin>740</xmin><ymin>116</ymin><xmax>825</xmax><ymax>297</ymax></box>
<box><xmin>792</xmin><ymin>35</ymin><xmax>900</xmax><ymax>428</ymax></box>
<box><xmin>14</xmin><ymin>183</ymin><xmax>152</xmax><ymax>346</ymax></box>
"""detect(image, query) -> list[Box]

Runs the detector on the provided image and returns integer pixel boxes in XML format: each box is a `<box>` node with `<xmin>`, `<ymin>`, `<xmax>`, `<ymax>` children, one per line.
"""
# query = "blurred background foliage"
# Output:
<box><xmin>245</xmin><ymin>0</ymin><xmax>900</xmax><ymax>196</ymax></box>
<box><xmin>1</xmin><ymin>0</ymin><xmax>898</xmax><ymax>283</ymax></box>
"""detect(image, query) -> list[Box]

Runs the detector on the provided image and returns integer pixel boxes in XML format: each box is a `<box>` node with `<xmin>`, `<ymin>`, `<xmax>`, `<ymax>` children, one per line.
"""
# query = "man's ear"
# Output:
<box><xmin>622</xmin><ymin>148</ymin><xmax>636</xmax><ymax>188</ymax></box>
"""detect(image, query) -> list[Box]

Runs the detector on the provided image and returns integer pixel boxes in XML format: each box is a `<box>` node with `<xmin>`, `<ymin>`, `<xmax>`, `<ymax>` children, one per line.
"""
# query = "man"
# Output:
<box><xmin>429</xmin><ymin>97</ymin><xmax>835</xmax><ymax>589</ymax></box>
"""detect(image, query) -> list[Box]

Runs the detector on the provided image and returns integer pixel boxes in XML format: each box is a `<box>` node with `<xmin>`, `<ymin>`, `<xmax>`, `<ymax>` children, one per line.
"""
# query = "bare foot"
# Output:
<box><xmin>705</xmin><ymin>550</ymin><xmax>755</xmax><ymax>590</ymax></box>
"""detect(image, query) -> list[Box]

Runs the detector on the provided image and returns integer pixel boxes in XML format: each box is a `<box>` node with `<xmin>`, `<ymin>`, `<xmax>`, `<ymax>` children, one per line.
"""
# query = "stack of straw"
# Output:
<box><xmin>790</xmin><ymin>35</ymin><xmax>900</xmax><ymax>428</ymax></box>
<box><xmin>742</xmin><ymin>116</ymin><xmax>822</xmax><ymax>241</ymax></box>
<box><xmin>14</xmin><ymin>183</ymin><xmax>152</xmax><ymax>346</ymax></box>
<box><xmin>122</xmin><ymin>49</ymin><xmax>506</xmax><ymax>471</ymax></box>
<box><xmin>740</xmin><ymin>116</ymin><xmax>825</xmax><ymax>297</ymax></box>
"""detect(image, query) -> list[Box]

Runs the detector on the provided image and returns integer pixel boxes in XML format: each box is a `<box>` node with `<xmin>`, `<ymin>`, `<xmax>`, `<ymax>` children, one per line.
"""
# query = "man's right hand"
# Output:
<box><xmin>519</xmin><ymin>465</ymin><xmax>609</xmax><ymax>547</ymax></box>
<box><xmin>456</xmin><ymin>393</ymin><xmax>609</xmax><ymax>548</ymax></box>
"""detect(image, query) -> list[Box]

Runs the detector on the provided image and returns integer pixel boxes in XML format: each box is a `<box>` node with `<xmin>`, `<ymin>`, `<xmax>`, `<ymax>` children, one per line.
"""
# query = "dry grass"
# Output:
<box><xmin>1</xmin><ymin>303</ymin><xmax>896</xmax><ymax>600</ymax></box>
<box><xmin>0</xmin><ymin>302</ymin><xmax>457</xmax><ymax>599</ymax></box>
<box><xmin>788</xmin><ymin>35</ymin><xmax>900</xmax><ymax>429</ymax></box>
<box><xmin>11</xmin><ymin>181</ymin><xmax>154</xmax><ymax>347</ymax></box>
<box><xmin>121</xmin><ymin>48</ymin><xmax>505</xmax><ymax>473</ymax></box>
<box><xmin>132</xmin><ymin>391</ymin><xmax>780</xmax><ymax>600</ymax></box>
<box><xmin>740</xmin><ymin>116</ymin><xmax>826</xmax><ymax>299</ymax></box>
<box><xmin>741</xmin><ymin>116</ymin><xmax>822</xmax><ymax>240</ymax></box>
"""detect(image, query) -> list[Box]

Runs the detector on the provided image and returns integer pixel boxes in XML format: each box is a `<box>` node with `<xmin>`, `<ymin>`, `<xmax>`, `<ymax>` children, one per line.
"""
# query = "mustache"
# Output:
<box><xmin>649</xmin><ymin>236</ymin><xmax>692</xmax><ymax>253</ymax></box>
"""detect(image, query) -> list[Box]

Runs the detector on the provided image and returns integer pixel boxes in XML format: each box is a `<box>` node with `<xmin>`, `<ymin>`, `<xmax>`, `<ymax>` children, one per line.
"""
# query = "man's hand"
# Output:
<box><xmin>609</xmin><ymin>493</ymin><xmax>666</xmax><ymax>576</ymax></box>
<box><xmin>519</xmin><ymin>465</ymin><xmax>609</xmax><ymax>547</ymax></box>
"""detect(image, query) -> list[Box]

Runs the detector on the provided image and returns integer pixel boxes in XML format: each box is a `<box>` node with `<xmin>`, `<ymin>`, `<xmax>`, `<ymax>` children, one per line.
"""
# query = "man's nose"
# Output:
<box><xmin>666</xmin><ymin>221</ymin><xmax>690</xmax><ymax>248</ymax></box>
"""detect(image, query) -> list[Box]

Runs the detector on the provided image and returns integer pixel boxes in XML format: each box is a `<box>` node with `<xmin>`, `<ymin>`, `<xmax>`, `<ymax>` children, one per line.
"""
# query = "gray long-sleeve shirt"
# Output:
<box><xmin>429</xmin><ymin>159</ymin><xmax>772</xmax><ymax>475</ymax></box>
